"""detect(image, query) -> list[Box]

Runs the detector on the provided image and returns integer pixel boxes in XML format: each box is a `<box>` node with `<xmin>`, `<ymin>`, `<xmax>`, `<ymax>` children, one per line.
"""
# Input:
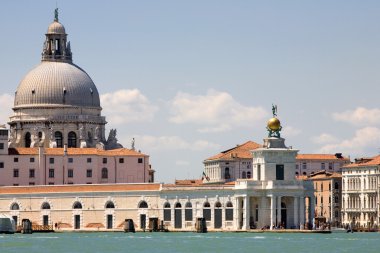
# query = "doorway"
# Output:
<box><xmin>43</xmin><ymin>215</ymin><xmax>49</xmax><ymax>226</ymax></box>
<box><xmin>107</xmin><ymin>214</ymin><xmax>113</xmax><ymax>229</ymax></box>
<box><xmin>140</xmin><ymin>214</ymin><xmax>146</xmax><ymax>230</ymax></box>
<box><xmin>74</xmin><ymin>215</ymin><xmax>80</xmax><ymax>229</ymax></box>
<box><xmin>174</xmin><ymin>209</ymin><xmax>182</xmax><ymax>228</ymax></box>
<box><xmin>281</xmin><ymin>202</ymin><xmax>287</xmax><ymax>228</ymax></box>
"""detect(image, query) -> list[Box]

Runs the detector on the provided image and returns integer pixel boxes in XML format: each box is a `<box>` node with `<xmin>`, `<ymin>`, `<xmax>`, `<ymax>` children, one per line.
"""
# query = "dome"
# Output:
<box><xmin>47</xmin><ymin>21</ymin><xmax>66</xmax><ymax>34</ymax></box>
<box><xmin>267</xmin><ymin>117</ymin><xmax>281</xmax><ymax>131</ymax></box>
<box><xmin>14</xmin><ymin>62</ymin><xmax>100</xmax><ymax>108</ymax></box>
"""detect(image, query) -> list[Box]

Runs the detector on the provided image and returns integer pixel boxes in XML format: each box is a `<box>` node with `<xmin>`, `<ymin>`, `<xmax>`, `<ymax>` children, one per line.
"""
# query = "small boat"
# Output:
<box><xmin>0</xmin><ymin>214</ymin><xmax>16</xmax><ymax>234</ymax></box>
<box><xmin>331</xmin><ymin>227</ymin><xmax>347</xmax><ymax>233</ymax></box>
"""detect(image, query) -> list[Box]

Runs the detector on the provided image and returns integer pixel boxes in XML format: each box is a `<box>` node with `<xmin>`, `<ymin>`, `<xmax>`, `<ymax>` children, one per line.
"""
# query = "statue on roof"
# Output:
<box><xmin>272</xmin><ymin>104</ymin><xmax>277</xmax><ymax>117</ymax></box>
<box><xmin>54</xmin><ymin>8</ymin><xmax>59</xmax><ymax>22</ymax></box>
<box><xmin>267</xmin><ymin>104</ymin><xmax>282</xmax><ymax>138</ymax></box>
<box><xmin>131</xmin><ymin>138</ymin><xmax>135</xmax><ymax>150</ymax></box>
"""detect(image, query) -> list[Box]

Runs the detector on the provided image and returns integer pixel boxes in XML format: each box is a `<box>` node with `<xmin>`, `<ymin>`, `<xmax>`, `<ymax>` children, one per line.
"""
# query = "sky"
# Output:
<box><xmin>1</xmin><ymin>1</ymin><xmax>380</xmax><ymax>182</ymax></box>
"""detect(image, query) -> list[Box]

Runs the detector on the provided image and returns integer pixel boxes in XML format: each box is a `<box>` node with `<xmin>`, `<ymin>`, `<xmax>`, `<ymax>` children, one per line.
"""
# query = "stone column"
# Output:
<box><xmin>242</xmin><ymin>195</ymin><xmax>250</xmax><ymax>230</ymax></box>
<box><xmin>310</xmin><ymin>196</ymin><xmax>315</xmax><ymax>228</ymax></box>
<box><xmin>259</xmin><ymin>197</ymin><xmax>266</xmax><ymax>228</ymax></box>
<box><xmin>299</xmin><ymin>196</ymin><xmax>305</xmax><ymax>228</ymax></box>
<box><xmin>293</xmin><ymin>197</ymin><xmax>299</xmax><ymax>228</ymax></box>
<box><xmin>270</xmin><ymin>196</ymin><xmax>276</xmax><ymax>230</ymax></box>
<box><xmin>277</xmin><ymin>196</ymin><xmax>282</xmax><ymax>227</ymax></box>
<box><xmin>234</xmin><ymin>197</ymin><xmax>240</xmax><ymax>230</ymax></box>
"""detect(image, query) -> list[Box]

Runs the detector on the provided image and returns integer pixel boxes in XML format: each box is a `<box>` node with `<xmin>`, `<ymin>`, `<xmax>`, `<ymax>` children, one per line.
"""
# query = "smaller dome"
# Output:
<box><xmin>47</xmin><ymin>21</ymin><xmax>66</xmax><ymax>34</ymax></box>
<box><xmin>267</xmin><ymin>117</ymin><xmax>281</xmax><ymax>131</ymax></box>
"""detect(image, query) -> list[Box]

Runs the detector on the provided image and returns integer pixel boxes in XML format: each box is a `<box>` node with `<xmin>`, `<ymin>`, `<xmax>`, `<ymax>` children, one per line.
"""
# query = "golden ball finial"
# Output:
<box><xmin>267</xmin><ymin>117</ymin><xmax>281</xmax><ymax>131</ymax></box>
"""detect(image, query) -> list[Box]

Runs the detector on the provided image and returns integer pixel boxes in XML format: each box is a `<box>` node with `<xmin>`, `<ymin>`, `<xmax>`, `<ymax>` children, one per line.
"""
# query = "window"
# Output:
<box><xmin>30</xmin><ymin>157</ymin><xmax>35</xmax><ymax>163</ymax></box>
<box><xmin>203</xmin><ymin>202</ymin><xmax>211</xmax><ymax>221</ymax></box>
<box><xmin>14</xmin><ymin>157</ymin><xmax>18</xmax><ymax>163</ymax></box>
<box><xmin>48</xmin><ymin>182</ymin><xmax>54</xmax><ymax>185</ymax></box>
<box><xmin>302</xmin><ymin>163</ymin><xmax>307</xmax><ymax>170</ymax></box>
<box><xmin>29</xmin><ymin>182</ymin><xmax>35</xmax><ymax>185</ymax></box>
<box><xmin>334</xmin><ymin>182</ymin><xmax>339</xmax><ymax>190</ymax></box>
<box><xmin>41</xmin><ymin>202</ymin><xmax>51</xmax><ymax>209</ymax></box>
<box><xmin>13</xmin><ymin>169</ymin><xmax>19</xmax><ymax>178</ymax></box>
<box><xmin>329</xmin><ymin>163</ymin><xmax>333</xmax><ymax>170</ymax></box>
<box><xmin>276</xmin><ymin>164</ymin><xmax>284</xmax><ymax>180</ymax></box>
<box><xmin>86</xmin><ymin>169</ymin><xmax>92</xmax><ymax>178</ymax></box>
<box><xmin>73</xmin><ymin>201</ymin><xmax>82</xmax><ymax>209</ymax></box>
<box><xmin>25</xmin><ymin>132</ymin><xmax>31</xmax><ymax>147</ymax></box>
<box><xmin>119</xmin><ymin>158</ymin><xmax>124</xmax><ymax>163</ymax></box>
<box><xmin>321</xmin><ymin>163</ymin><xmax>325</xmax><ymax>170</ymax></box>
<box><xmin>303</xmin><ymin>172</ymin><xmax>306</xmax><ymax>175</ymax></box>
<box><xmin>185</xmin><ymin>202</ymin><xmax>192</xmax><ymax>221</ymax></box>
<box><xmin>11</xmin><ymin>203</ymin><xmax>20</xmax><ymax>210</ymax></box>
<box><xmin>335</xmin><ymin>210</ymin><xmax>339</xmax><ymax>218</ymax></box>
<box><xmin>55</xmin><ymin>131</ymin><xmax>63</xmax><ymax>148</ymax></box>
<box><xmin>68</xmin><ymin>158</ymin><xmax>73</xmax><ymax>163</ymax></box>
<box><xmin>247</xmin><ymin>171</ymin><xmax>251</xmax><ymax>179</ymax></box>
<box><xmin>0</xmin><ymin>162</ymin><xmax>4</xmax><ymax>168</ymax></box>
<box><xmin>139</xmin><ymin>201</ymin><xmax>148</xmax><ymax>208</ymax></box>
<box><xmin>242</xmin><ymin>171</ymin><xmax>246</xmax><ymax>179</ymax></box>
<box><xmin>101</xmin><ymin>168</ymin><xmax>108</xmax><ymax>179</ymax></box>
<box><xmin>138</xmin><ymin>158</ymin><xmax>143</xmax><ymax>163</ymax></box>
<box><xmin>295</xmin><ymin>172</ymin><xmax>299</xmax><ymax>175</ymax></box>
<box><xmin>87</xmin><ymin>158</ymin><xmax>92</xmax><ymax>163</ymax></box>
<box><xmin>68</xmin><ymin>131</ymin><xmax>77</xmax><ymax>148</ymax></box>
<box><xmin>225</xmin><ymin>202</ymin><xmax>233</xmax><ymax>221</ymax></box>
<box><xmin>106</xmin><ymin>201</ymin><xmax>115</xmax><ymax>209</ymax></box>
<box><xmin>29</xmin><ymin>169</ymin><xmax>35</xmax><ymax>178</ymax></box>
<box><xmin>68</xmin><ymin>169</ymin><xmax>74</xmax><ymax>178</ymax></box>
<box><xmin>0</xmin><ymin>143</ymin><xmax>4</xmax><ymax>149</ymax></box>
<box><xmin>225</xmin><ymin>167</ymin><xmax>230</xmax><ymax>179</ymax></box>
<box><xmin>103</xmin><ymin>158</ymin><xmax>107</xmax><ymax>164</ymax></box>
<box><xmin>321</xmin><ymin>183</ymin><xmax>323</xmax><ymax>192</ymax></box>
<box><xmin>335</xmin><ymin>195</ymin><xmax>339</xmax><ymax>204</ymax></box>
<box><xmin>49</xmin><ymin>158</ymin><xmax>54</xmax><ymax>164</ymax></box>
<box><xmin>164</xmin><ymin>202</ymin><xmax>171</xmax><ymax>221</ymax></box>
<box><xmin>49</xmin><ymin>169</ymin><xmax>54</xmax><ymax>178</ymax></box>
<box><xmin>257</xmin><ymin>164</ymin><xmax>261</xmax><ymax>180</ymax></box>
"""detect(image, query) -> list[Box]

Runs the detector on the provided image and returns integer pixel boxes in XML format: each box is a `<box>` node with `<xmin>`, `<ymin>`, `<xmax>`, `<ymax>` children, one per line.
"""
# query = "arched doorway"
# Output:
<box><xmin>214</xmin><ymin>202</ymin><xmax>222</xmax><ymax>228</ymax></box>
<box><xmin>281</xmin><ymin>202</ymin><xmax>287</xmax><ymax>228</ymax></box>
<box><xmin>174</xmin><ymin>202</ymin><xmax>182</xmax><ymax>229</ymax></box>
<box><xmin>25</xmin><ymin>132</ymin><xmax>31</xmax><ymax>147</ymax></box>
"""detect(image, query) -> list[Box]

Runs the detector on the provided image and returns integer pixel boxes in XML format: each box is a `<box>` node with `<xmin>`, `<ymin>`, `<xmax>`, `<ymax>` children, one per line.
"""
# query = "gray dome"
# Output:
<box><xmin>47</xmin><ymin>21</ymin><xmax>66</xmax><ymax>34</ymax></box>
<box><xmin>14</xmin><ymin>62</ymin><xmax>100</xmax><ymax>108</ymax></box>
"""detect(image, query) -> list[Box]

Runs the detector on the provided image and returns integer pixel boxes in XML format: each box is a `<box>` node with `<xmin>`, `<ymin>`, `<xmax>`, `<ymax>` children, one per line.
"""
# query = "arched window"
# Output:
<box><xmin>247</xmin><ymin>171</ymin><xmax>251</xmax><ymax>179</ymax></box>
<box><xmin>25</xmin><ymin>132</ymin><xmax>31</xmax><ymax>147</ymax></box>
<box><xmin>203</xmin><ymin>202</ymin><xmax>211</xmax><ymax>221</ymax></box>
<box><xmin>41</xmin><ymin>202</ymin><xmax>51</xmax><ymax>209</ymax></box>
<box><xmin>242</xmin><ymin>171</ymin><xmax>247</xmax><ymax>179</ymax></box>
<box><xmin>163</xmin><ymin>202</ymin><xmax>171</xmax><ymax>221</ymax></box>
<box><xmin>185</xmin><ymin>202</ymin><xmax>192</xmax><ymax>221</ymax></box>
<box><xmin>138</xmin><ymin>201</ymin><xmax>148</xmax><ymax>208</ymax></box>
<box><xmin>73</xmin><ymin>201</ymin><xmax>82</xmax><ymax>209</ymax></box>
<box><xmin>102</xmin><ymin>168</ymin><xmax>108</xmax><ymax>179</ymax></box>
<box><xmin>11</xmin><ymin>203</ymin><xmax>20</xmax><ymax>210</ymax></box>
<box><xmin>105</xmin><ymin>201</ymin><xmax>115</xmax><ymax>209</ymax></box>
<box><xmin>225</xmin><ymin>201</ymin><xmax>233</xmax><ymax>221</ymax></box>
<box><xmin>175</xmin><ymin>202</ymin><xmax>182</xmax><ymax>208</ymax></box>
<box><xmin>295</xmin><ymin>172</ymin><xmax>299</xmax><ymax>175</ymax></box>
<box><xmin>215</xmin><ymin>202</ymin><xmax>222</xmax><ymax>208</ymax></box>
<box><xmin>225</xmin><ymin>168</ymin><xmax>230</xmax><ymax>179</ymax></box>
<box><xmin>334</xmin><ymin>182</ymin><xmax>339</xmax><ymax>190</ymax></box>
<box><xmin>68</xmin><ymin>131</ymin><xmax>77</xmax><ymax>148</ymax></box>
<box><xmin>303</xmin><ymin>172</ymin><xmax>307</xmax><ymax>175</ymax></box>
<box><xmin>335</xmin><ymin>195</ymin><xmax>339</xmax><ymax>204</ymax></box>
<box><xmin>55</xmin><ymin>131</ymin><xmax>63</xmax><ymax>148</ymax></box>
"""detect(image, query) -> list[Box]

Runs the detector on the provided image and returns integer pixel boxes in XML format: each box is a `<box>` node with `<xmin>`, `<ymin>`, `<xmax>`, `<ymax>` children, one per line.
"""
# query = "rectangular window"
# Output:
<box><xmin>68</xmin><ymin>169</ymin><xmax>74</xmax><ymax>178</ymax></box>
<box><xmin>103</xmin><ymin>158</ymin><xmax>107</xmax><ymax>164</ymax></box>
<box><xmin>119</xmin><ymin>158</ymin><xmax>124</xmax><ymax>163</ymax></box>
<box><xmin>13</xmin><ymin>169</ymin><xmax>19</xmax><ymax>178</ymax></box>
<box><xmin>87</xmin><ymin>158</ymin><xmax>92</xmax><ymax>163</ymax></box>
<box><xmin>302</xmin><ymin>163</ymin><xmax>307</xmax><ymax>170</ymax></box>
<box><xmin>225</xmin><ymin>209</ymin><xmax>233</xmax><ymax>221</ymax></box>
<box><xmin>0</xmin><ymin>143</ymin><xmax>4</xmax><ymax>149</ymax></box>
<box><xmin>68</xmin><ymin>158</ymin><xmax>73</xmax><ymax>163</ymax></box>
<box><xmin>29</xmin><ymin>169</ymin><xmax>35</xmax><ymax>178</ymax></box>
<box><xmin>329</xmin><ymin>163</ymin><xmax>333</xmax><ymax>170</ymax></box>
<box><xmin>321</xmin><ymin>163</ymin><xmax>325</xmax><ymax>170</ymax></box>
<box><xmin>14</xmin><ymin>157</ymin><xmax>18</xmax><ymax>163</ymax></box>
<box><xmin>276</xmin><ymin>164</ymin><xmax>284</xmax><ymax>180</ymax></box>
<box><xmin>0</xmin><ymin>162</ymin><xmax>4</xmax><ymax>168</ymax></box>
<box><xmin>49</xmin><ymin>158</ymin><xmax>54</xmax><ymax>164</ymax></box>
<box><xmin>86</xmin><ymin>169</ymin><xmax>92</xmax><ymax>178</ymax></box>
<box><xmin>48</xmin><ymin>182</ymin><xmax>54</xmax><ymax>185</ymax></box>
<box><xmin>30</xmin><ymin>157</ymin><xmax>35</xmax><ymax>163</ymax></box>
<box><xmin>29</xmin><ymin>182</ymin><xmax>35</xmax><ymax>185</ymax></box>
<box><xmin>257</xmin><ymin>164</ymin><xmax>261</xmax><ymax>180</ymax></box>
<box><xmin>13</xmin><ymin>184</ymin><xmax>19</xmax><ymax>186</ymax></box>
<box><xmin>49</xmin><ymin>169</ymin><xmax>54</xmax><ymax>178</ymax></box>
<box><xmin>164</xmin><ymin>209</ymin><xmax>171</xmax><ymax>221</ymax></box>
<box><xmin>138</xmin><ymin>158</ymin><xmax>143</xmax><ymax>163</ymax></box>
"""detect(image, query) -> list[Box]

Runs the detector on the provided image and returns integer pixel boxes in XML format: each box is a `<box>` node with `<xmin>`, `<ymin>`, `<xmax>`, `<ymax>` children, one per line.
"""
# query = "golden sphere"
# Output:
<box><xmin>267</xmin><ymin>117</ymin><xmax>281</xmax><ymax>131</ymax></box>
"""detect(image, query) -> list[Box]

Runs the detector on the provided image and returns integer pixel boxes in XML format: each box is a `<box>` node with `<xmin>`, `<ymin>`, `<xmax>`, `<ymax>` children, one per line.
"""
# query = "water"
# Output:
<box><xmin>0</xmin><ymin>232</ymin><xmax>379</xmax><ymax>253</ymax></box>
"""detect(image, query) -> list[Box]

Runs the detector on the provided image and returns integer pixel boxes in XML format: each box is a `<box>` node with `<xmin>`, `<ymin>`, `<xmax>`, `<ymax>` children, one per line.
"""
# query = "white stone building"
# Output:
<box><xmin>295</xmin><ymin>154</ymin><xmax>350</xmax><ymax>176</ymax></box>
<box><xmin>341</xmin><ymin>156</ymin><xmax>380</xmax><ymax>229</ymax></box>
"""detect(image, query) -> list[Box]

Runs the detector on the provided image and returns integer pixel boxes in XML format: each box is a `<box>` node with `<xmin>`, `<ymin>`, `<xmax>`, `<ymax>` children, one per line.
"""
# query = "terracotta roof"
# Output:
<box><xmin>308</xmin><ymin>170</ymin><xmax>342</xmax><ymax>179</ymax></box>
<box><xmin>296</xmin><ymin>154</ymin><xmax>350</xmax><ymax>161</ymax></box>
<box><xmin>0</xmin><ymin>183</ymin><xmax>161</xmax><ymax>194</ymax></box>
<box><xmin>8</xmin><ymin>147</ymin><xmax>148</xmax><ymax>157</ymax></box>
<box><xmin>344</xmin><ymin>155</ymin><xmax>380</xmax><ymax>168</ymax></box>
<box><xmin>175</xmin><ymin>179</ymin><xmax>204</xmax><ymax>185</ymax></box>
<box><xmin>205</xmin><ymin>141</ymin><xmax>261</xmax><ymax>161</ymax></box>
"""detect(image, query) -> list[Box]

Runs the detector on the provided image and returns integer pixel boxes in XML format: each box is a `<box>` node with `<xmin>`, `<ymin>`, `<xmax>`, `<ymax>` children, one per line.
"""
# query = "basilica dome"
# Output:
<box><xmin>14</xmin><ymin>62</ymin><xmax>100</xmax><ymax>108</ymax></box>
<box><xmin>47</xmin><ymin>21</ymin><xmax>66</xmax><ymax>34</ymax></box>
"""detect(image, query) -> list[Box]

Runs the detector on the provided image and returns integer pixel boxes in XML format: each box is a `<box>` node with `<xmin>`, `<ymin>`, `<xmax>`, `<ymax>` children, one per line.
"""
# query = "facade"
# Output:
<box><xmin>295</xmin><ymin>154</ymin><xmax>350</xmax><ymax>176</ymax></box>
<box><xmin>341</xmin><ymin>156</ymin><xmax>380</xmax><ymax>229</ymax></box>
<box><xmin>303</xmin><ymin>171</ymin><xmax>342</xmax><ymax>227</ymax></box>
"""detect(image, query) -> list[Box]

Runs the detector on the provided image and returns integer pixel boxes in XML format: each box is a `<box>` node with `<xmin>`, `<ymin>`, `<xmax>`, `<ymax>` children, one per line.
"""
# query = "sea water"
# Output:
<box><xmin>0</xmin><ymin>232</ymin><xmax>379</xmax><ymax>253</ymax></box>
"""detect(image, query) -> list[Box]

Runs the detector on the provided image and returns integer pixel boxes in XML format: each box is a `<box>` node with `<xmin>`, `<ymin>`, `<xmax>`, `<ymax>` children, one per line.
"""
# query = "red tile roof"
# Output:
<box><xmin>205</xmin><ymin>141</ymin><xmax>261</xmax><ymax>161</ymax></box>
<box><xmin>8</xmin><ymin>147</ymin><xmax>148</xmax><ymax>157</ymax></box>
<box><xmin>344</xmin><ymin>155</ymin><xmax>380</xmax><ymax>168</ymax></box>
<box><xmin>296</xmin><ymin>154</ymin><xmax>349</xmax><ymax>161</ymax></box>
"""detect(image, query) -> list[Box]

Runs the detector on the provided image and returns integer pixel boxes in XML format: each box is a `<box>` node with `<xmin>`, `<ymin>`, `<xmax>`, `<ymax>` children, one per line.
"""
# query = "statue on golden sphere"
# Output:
<box><xmin>267</xmin><ymin>104</ymin><xmax>282</xmax><ymax>138</ymax></box>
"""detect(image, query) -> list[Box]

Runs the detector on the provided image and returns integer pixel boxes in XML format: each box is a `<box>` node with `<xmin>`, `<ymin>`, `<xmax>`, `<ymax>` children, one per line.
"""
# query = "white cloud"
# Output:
<box><xmin>169</xmin><ymin>90</ymin><xmax>268</xmax><ymax>133</ymax></box>
<box><xmin>0</xmin><ymin>94</ymin><xmax>14</xmax><ymax>125</ymax></box>
<box><xmin>282</xmin><ymin>126</ymin><xmax>301</xmax><ymax>137</ymax></box>
<box><xmin>318</xmin><ymin>127</ymin><xmax>380</xmax><ymax>157</ymax></box>
<box><xmin>125</xmin><ymin>135</ymin><xmax>221</xmax><ymax>151</ymax></box>
<box><xmin>311</xmin><ymin>133</ymin><xmax>338</xmax><ymax>144</ymax></box>
<box><xmin>332</xmin><ymin>107</ymin><xmax>380</xmax><ymax>126</ymax></box>
<box><xmin>100</xmin><ymin>89</ymin><xmax>158</xmax><ymax>125</ymax></box>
